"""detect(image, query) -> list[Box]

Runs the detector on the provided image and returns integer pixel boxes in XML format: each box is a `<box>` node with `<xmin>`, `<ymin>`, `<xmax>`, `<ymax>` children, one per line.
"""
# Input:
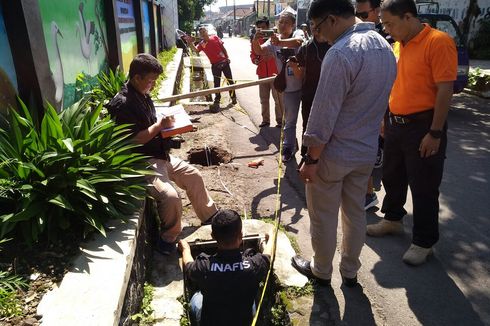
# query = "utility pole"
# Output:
<box><xmin>267</xmin><ymin>0</ymin><xmax>270</xmax><ymax>17</ymax></box>
<box><xmin>233</xmin><ymin>0</ymin><xmax>236</xmax><ymax>32</ymax></box>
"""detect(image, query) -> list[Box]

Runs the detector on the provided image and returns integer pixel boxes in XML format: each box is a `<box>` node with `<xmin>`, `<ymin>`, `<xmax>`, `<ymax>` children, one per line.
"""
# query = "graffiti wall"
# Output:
<box><xmin>0</xmin><ymin>5</ymin><xmax>18</xmax><ymax>113</ymax></box>
<box><xmin>116</xmin><ymin>0</ymin><xmax>138</xmax><ymax>73</ymax></box>
<box><xmin>38</xmin><ymin>0</ymin><xmax>109</xmax><ymax>109</ymax></box>
<box><xmin>141</xmin><ymin>0</ymin><xmax>151</xmax><ymax>53</ymax></box>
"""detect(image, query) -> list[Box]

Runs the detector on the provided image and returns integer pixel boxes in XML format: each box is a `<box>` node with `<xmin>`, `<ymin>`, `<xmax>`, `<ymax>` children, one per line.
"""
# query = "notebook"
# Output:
<box><xmin>155</xmin><ymin>104</ymin><xmax>194</xmax><ymax>138</ymax></box>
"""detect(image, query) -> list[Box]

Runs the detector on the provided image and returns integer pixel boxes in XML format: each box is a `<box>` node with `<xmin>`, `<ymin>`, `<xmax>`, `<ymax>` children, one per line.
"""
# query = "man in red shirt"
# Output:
<box><xmin>250</xmin><ymin>17</ymin><xmax>284</xmax><ymax>128</ymax></box>
<box><xmin>186</xmin><ymin>26</ymin><xmax>237</xmax><ymax>109</ymax></box>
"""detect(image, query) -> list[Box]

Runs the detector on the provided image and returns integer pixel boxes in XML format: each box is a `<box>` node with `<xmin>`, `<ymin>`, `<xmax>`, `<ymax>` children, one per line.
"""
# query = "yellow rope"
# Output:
<box><xmin>251</xmin><ymin>107</ymin><xmax>286</xmax><ymax>326</ymax></box>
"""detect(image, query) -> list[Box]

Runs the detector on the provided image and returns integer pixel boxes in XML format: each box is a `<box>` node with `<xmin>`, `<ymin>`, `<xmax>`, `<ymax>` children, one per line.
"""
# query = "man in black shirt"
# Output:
<box><xmin>107</xmin><ymin>54</ymin><xmax>218</xmax><ymax>255</ymax></box>
<box><xmin>179</xmin><ymin>209</ymin><xmax>272</xmax><ymax>326</ymax></box>
<box><xmin>288</xmin><ymin>25</ymin><xmax>330</xmax><ymax>157</ymax></box>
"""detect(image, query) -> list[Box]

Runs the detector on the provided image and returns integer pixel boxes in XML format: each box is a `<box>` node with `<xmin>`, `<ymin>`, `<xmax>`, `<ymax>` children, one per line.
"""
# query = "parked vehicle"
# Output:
<box><xmin>416</xmin><ymin>1</ymin><xmax>469</xmax><ymax>93</ymax></box>
<box><xmin>198</xmin><ymin>23</ymin><xmax>217</xmax><ymax>36</ymax></box>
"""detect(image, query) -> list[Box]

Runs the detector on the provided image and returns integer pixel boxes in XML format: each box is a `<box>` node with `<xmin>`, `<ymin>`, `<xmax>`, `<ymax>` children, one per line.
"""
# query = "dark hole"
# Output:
<box><xmin>187</xmin><ymin>146</ymin><xmax>233</xmax><ymax>166</ymax></box>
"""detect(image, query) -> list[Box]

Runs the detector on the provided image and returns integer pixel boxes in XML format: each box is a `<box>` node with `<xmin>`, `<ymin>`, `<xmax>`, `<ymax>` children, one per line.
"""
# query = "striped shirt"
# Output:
<box><xmin>303</xmin><ymin>22</ymin><xmax>397</xmax><ymax>166</ymax></box>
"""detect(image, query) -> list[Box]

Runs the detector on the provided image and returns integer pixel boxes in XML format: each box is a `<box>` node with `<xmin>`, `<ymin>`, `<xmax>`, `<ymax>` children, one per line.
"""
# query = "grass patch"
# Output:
<box><xmin>151</xmin><ymin>46</ymin><xmax>178</xmax><ymax>99</ymax></box>
<box><xmin>131</xmin><ymin>282</ymin><xmax>155</xmax><ymax>325</ymax></box>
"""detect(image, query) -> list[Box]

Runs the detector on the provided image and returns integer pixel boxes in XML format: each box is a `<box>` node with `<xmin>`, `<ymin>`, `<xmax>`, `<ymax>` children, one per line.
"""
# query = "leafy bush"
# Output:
<box><xmin>468</xmin><ymin>67</ymin><xmax>490</xmax><ymax>91</ymax></box>
<box><xmin>0</xmin><ymin>239</ymin><xmax>27</xmax><ymax>318</ymax></box>
<box><xmin>0</xmin><ymin>99</ymin><xmax>149</xmax><ymax>244</ymax></box>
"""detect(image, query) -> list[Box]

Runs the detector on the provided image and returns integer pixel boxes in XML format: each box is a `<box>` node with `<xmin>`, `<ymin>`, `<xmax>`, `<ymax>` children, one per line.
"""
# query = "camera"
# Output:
<box><xmin>277</xmin><ymin>48</ymin><xmax>296</xmax><ymax>63</ymax></box>
<box><xmin>168</xmin><ymin>136</ymin><xmax>185</xmax><ymax>149</ymax></box>
<box><xmin>260</xmin><ymin>29</ymin><xmax>274</xmax><ymax>38</ymax></box>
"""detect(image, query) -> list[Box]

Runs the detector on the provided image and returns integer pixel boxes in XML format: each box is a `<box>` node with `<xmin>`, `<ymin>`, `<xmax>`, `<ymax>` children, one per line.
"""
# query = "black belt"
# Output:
<box><xmin>389</xmin><ymin>110</ymin><xmax>433</xmax><ymax>125</ymax></box>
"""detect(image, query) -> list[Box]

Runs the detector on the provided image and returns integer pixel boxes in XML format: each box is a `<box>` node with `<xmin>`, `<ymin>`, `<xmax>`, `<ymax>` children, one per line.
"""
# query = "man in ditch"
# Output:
<box><xmin>179</xmin><ymin>209</ymin><xmax>273</xmax><ymax>326</ymax></box>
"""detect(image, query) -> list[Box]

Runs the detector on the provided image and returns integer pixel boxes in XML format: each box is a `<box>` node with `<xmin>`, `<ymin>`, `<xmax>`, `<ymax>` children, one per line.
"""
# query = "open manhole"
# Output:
<box><xmin>187</xmin><ymin>146</ymin><xmax>233</xmax><ymax>166</ymax></box>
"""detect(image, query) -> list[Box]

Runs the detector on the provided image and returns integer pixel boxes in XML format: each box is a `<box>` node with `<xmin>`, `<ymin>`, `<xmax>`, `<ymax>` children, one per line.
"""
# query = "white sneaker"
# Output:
<box><xmin>402</xmin><ymin>244</ymin><xmax>433</xmax><ymax>266</ymax></box>
<box><xmin>366</xmin><ymin>219</ymin><xmax>403</xmax><ymax>237</ymax></box>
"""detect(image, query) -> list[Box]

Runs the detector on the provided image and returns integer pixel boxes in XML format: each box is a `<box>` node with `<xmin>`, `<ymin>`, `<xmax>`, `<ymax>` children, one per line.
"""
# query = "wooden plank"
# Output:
<box><xmin>155</xmin><ymin>76</ymin><xmax>276</xmax><ymax>103</ymax></box>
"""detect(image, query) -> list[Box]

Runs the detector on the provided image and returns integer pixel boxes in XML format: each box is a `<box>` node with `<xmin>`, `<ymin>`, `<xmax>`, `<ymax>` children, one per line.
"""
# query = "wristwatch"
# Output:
<box><xmin>429</xmin><ymin>129</ymin><xmax>443</xmax><ymax>139</ymax></box>
<box><xmin>304</xmin><ymin>154</ymin><xmax>319</xmax><ymax>165</ymax></box>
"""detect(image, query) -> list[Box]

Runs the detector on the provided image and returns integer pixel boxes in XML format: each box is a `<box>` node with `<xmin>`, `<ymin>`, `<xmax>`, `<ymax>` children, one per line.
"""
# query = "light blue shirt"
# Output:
<box><xmin>303</xmin><ymin>22</ymin><xmax>397</xmax><ymax>166</ymax></box>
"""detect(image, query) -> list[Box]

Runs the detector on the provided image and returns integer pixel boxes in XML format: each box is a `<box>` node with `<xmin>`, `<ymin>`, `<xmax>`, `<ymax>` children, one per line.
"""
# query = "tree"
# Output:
<box><xmin>461</xmin><ymin>0</ymin><xmax>481</xmax><ymax>46</ymax></box>
<box><xmin>178</xmin><ymin>0</ymin><xmax>215</xmax><ymax>33</ymax></box>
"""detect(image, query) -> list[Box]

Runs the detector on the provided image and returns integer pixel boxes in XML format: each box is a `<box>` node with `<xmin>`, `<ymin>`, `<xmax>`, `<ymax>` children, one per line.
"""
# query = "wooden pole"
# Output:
<box><xmin>155</xmin><ymin>76</ymin><xmax>276</xmax><ymax>103</ymax></box>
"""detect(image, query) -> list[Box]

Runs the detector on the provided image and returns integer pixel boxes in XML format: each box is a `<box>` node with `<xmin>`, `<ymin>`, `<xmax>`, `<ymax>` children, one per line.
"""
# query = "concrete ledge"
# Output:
<box><xmin>37</xmin><ymin>204</ymin><xmax>145</xmax><ymax>326</ymax></box>
<box><xmin>157</xmin><ymin>48</ymin><xmax>184</xmax><ymax>107</ymax></box>
<box><xmin>463</xmin><ymin>88</ymin><xmax>490</xmax><ymax>99</ymax></box>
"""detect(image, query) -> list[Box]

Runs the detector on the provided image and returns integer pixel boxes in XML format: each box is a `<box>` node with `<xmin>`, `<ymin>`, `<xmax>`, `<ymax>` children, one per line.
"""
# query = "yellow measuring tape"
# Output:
<box><xmin>189</xmin><ymin>48</ymin><xmax>287</xmax><ymax>325</ymax></box>
<box><xmin>251</xmin><ymin>108</ymin><xmax>286</xmax><ymax>326</ymax></box>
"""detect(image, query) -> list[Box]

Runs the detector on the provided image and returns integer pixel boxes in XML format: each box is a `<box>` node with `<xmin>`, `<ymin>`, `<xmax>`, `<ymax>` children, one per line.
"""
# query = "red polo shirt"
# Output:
<box><xmin>197</xmin><ymin>35</ymin><xmax>228</xmax><ymax>64</ymax></box>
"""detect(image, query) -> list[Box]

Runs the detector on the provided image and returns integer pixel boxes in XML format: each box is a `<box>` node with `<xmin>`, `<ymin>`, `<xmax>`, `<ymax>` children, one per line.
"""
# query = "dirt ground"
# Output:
<box><xmin>172</xmin><ymin>102</ymin><xmax>284</xmax><ymax>231</ymax></box>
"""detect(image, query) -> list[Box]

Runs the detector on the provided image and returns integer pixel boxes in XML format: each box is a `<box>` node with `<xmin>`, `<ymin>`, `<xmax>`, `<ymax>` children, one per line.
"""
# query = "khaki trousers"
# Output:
<box><xmin>306</xmin><ymin>158</ymin><xmax>372</xmax><ymax>279</ymax></box>
<box><xmin>259</xmin><ymin>79</ymin><xmax>284</xmax><ymax>125</ymax></box>
<box><xmin>147</xmin><ymin>156</ymin><xmax>218</xmax><ymax>242</ymax></box>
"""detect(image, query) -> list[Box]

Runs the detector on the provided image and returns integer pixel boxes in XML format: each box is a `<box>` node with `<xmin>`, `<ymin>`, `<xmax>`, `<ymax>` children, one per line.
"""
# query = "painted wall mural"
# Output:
<box><xmin>0</xmin><ymin>5</ymin><xmax>18</xmax><ymax>113</ymax></box>
<box><xmin>38</xmin><ymin>0</ymin><xmax>109</xmax><ymax>109</ymax></box>
<box><xmin>141</xmin><ymin>0</ymin><xmax>151</xmax><ymax>53</ymax></box>
<box><xmin>116</xmin><ymin>0</ymin><xmax>138</xmax><ymax>73</ymax></box>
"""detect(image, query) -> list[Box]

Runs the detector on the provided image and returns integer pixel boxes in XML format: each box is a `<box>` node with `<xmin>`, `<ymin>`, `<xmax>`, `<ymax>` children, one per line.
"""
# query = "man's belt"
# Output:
<box><xmin>389</xmin><ymin>109</ymin><xmax>434</xmax><ymax>125</ymax></box>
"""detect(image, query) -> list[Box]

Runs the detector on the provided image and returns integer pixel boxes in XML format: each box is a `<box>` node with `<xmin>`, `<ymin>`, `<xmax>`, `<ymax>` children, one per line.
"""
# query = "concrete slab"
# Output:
<box><xmin>37</xmin><ymin>207</ymin><xmax>144</xmax><ymax>326</ymax></box>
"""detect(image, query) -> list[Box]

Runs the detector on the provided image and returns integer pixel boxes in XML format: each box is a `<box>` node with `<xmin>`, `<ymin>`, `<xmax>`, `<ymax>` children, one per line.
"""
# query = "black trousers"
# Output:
<box><xmin>300</xmin><ymin>96</ymin><xmax>314</xmax><ymax>156</ymax></box>
<box><xmin>211</xmin><ymin>61</ymin><xmax>235</xmax><ymax>102</ymax></box>
<box><xmin>381</xmin><ymin>112</ymin><xmax>447</xmax><ymax>248</ymax></box>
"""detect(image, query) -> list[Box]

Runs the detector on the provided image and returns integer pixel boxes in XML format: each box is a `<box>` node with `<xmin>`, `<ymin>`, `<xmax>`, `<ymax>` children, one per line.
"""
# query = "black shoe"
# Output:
<box><xmin>340</xmin><ymin>272</ymin><xmax>358</xmax><ymax>287</ymax></box>
<box><xmin>259</xmin><ymin>121</ymin><xmax>270</xmax><ymax>128</ymax></box>
<box><xmin>201</xmin><ymin>210</ymin><xmax>219</xmax><ymax>226</ymax></box>
<box><xmin>275</xmin><ymin>123</ymin><xmax>282</xmax><ymax>128</ymax></box>
<box><xmin>155</xmin><ymin>238</ymin><xmax>177</xmax><ymax>255</ymax></box>
<box><xmin>291</xmin><ymin>255</ymin><xmax>331</xmax><ymax>286</ymax></box>
<box><xmin>282</xmin><ymin>148</ymin><xmax>295</xmax><ymax>163</ymax></box>
<box><xmin>210</xmin><ymin>102</ymin><xmax>220</xmax><ymax>113</ymax></box>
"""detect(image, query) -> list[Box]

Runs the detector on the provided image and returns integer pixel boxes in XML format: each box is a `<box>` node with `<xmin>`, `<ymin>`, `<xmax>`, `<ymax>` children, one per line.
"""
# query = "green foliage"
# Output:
<box><xmin>471</xmin><ymin>19</ymin><xmax>490</xmax><ymax>59</ymax></box>
<box><xmin>468</xmin><ymin>67</ymin><xmax>490</xmax><ymax>90</ymax></box>
<box><xmin>77</xmin><ymin>68</ymin><xmax>128</xmax><ymax>109</ymax></box>
<box><xmin>150</xmin><ymin>47</ymin><xmax>178</xmax><ymax>99</ymax></box>
<box><xmin>177</xmin><ymin>294</ymin><xmax>191</xmax><ymax>326</ymax></box>
<box><xmin>131</xmin><ymin>282</ymin><xmax>155</xmax><ymax>325</ymax></box>
<box><xmin>0</xmin><ymin>239</ymin><xmax>27</xmax><ymax>318</ymax></box>
<box><xmin>178</xmin><ymin>0</ymin><xmax>215</xmax><ymax>33</ymax></box>
<box><xmin>0</xmin><ymin>98</ymin><xmax>149</xmax><ymax>244</ymax></box>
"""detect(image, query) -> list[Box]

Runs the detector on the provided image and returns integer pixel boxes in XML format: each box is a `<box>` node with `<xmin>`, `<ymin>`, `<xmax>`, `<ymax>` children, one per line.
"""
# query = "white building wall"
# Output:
<box><xmin>161</xmin><ymin>0</ymin><xmax>179</xmax><ymax>47</ymax></box>
<box><xmin>417</xmin><ymin>0</ymin><xmax>490</xmax><ymax>40</ymax></box>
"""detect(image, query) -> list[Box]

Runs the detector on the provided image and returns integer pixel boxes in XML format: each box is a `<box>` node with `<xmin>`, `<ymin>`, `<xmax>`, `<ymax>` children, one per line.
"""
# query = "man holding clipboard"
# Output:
<box><xmin>108</xmin><ymin>54</ymin><xmax>218</xmax><ymax>255</ymax></box>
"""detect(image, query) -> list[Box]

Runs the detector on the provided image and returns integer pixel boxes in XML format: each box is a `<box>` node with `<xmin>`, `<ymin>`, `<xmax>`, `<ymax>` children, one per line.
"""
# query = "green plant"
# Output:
<box><xmin>468</xmin><ymin>67</ymin><xmax>490</xmax><ymax>90</ymax></box>
<box><xmin>131</xmin><ymin>282</ymin><xmax>155</xmax><ymax>325</ymax></box>
<box><xmin>77</xmin><ymin>68</ymin><xmax>127</xmax><ymax>113</ymax></box>
<box><xmin>151</xmin><ymin>47</ymin><xmax>178</xmax><ymax>99</ymax></box>
<box><xmin>0</xmin><ymin>99</ymin><xmax>150</xmax><ymax>244</ymax></box>
<box><xmin>0</xmin><ymin>239</ymin><xmax>27</xmax><ymax>318</ymax></box>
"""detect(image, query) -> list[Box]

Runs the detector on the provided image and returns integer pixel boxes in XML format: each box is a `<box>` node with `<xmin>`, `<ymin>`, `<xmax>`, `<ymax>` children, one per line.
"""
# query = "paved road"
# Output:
<box><xmin>221</xmin><ymin>35</ymin><xmax>490</xmax><ymax>325</ymax></box>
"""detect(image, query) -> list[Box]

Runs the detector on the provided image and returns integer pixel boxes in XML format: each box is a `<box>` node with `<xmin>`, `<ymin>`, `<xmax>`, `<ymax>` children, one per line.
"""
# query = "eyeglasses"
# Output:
<box><xmin>355</xmin><ymin>9</ymin><xmax>375</xmax><ymax>20</ymax></box>
<box><xmin>311</xmin><ymin>16</ymin><xmax>329</xmax><ymax>33</ymax></box>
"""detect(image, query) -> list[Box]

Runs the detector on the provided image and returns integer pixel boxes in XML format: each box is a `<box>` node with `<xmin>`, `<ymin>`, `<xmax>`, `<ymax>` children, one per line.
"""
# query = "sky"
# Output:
<box><xmin>205</xmin><ymin>0</ymin><xmax>255</xmax><ymax>12</ymax></box>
